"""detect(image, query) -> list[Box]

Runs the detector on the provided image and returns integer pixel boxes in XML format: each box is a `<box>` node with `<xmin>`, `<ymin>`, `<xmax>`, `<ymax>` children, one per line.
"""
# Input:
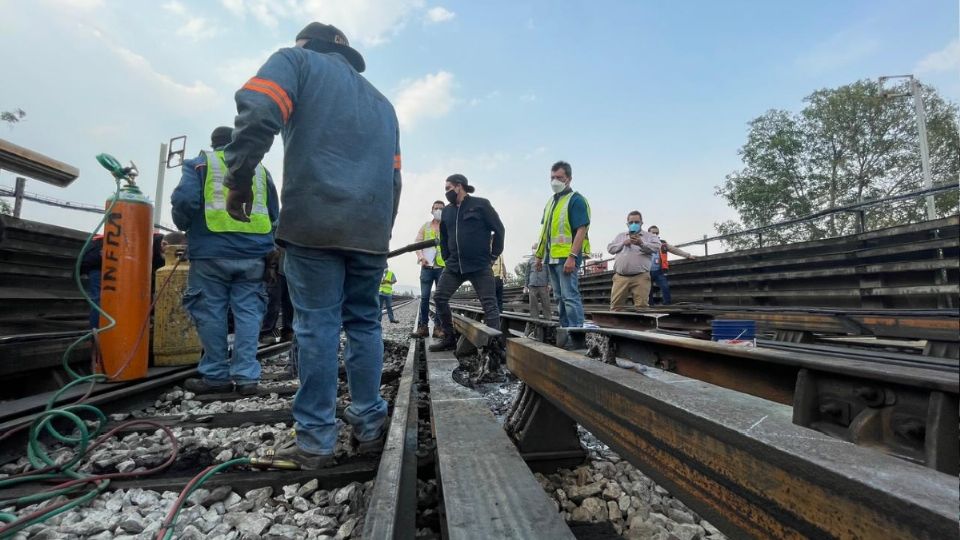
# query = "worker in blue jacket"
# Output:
<box><xmin>171</xmin><ymin>126</ymin><xmax>279</xmax><ymax>397</ymax></box>
<box><xmin>221</xmin><ymin>22</ymin><xmax>401</xmax><ymax>469</ymax></box>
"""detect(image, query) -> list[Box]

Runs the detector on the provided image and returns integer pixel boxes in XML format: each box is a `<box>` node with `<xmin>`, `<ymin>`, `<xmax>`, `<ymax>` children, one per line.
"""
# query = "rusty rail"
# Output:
<box><xmin>507</xmin><ymin>338</ymin><xmax>958</xmax><ymax>539</ymax></box>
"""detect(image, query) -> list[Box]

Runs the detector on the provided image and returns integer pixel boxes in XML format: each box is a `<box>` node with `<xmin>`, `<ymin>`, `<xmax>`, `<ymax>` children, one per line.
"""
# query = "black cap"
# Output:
<box><xmin>446</xmin><ymin>173</ymin><xmax>475</xmax><ymax>193</ymax></box>
<box><xmin>211</xmin><ymin>126</ymin><xmax>232</xmax><ymax>149</ymax></box>
<box><xmin>296</xmin><ymin>22</ymin><xmax>366</xmax><ymax>73</ymax></box>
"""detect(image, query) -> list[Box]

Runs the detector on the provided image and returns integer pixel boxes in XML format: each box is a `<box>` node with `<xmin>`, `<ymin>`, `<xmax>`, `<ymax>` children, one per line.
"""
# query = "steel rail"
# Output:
<box><xmin>506</xmin><ymin>337</ymin><xmax>958</xmax><ymax>540</ymax></box>
<box><xmin>449</xmin><ymin>303</ymin><xmax>959</xmax><ymax>472</ymax></box>
<box><xmin>362</xmin><ymin>322</ymin><xmax>420</xmax><ymax>540</ymax></box>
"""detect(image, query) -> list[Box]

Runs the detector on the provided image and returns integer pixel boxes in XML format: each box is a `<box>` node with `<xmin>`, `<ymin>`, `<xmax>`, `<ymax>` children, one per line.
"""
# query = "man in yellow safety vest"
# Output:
<box><xmin>171</xmin><ymin>126</ymin><xmax>279</xmax><ymax>396</ymax></box>
<box><xmin>379</xmin><ymin>268</ymin><xmax>399</xmax><ymax>323</ymax></box>
<box><xmin>534</xmin><ymin>160</ymin><xmax>590</xmax><ymax>333</ymax></box>
<box><xmin>411</xmin><ymin>200</ymin><xmax>445</xmax><ymax>338</ymax></box>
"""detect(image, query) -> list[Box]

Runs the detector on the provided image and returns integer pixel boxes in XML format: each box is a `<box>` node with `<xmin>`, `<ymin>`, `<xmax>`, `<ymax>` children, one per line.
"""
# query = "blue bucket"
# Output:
<box><xmin>712</xmin><ymin>320</ymin><xmax>756</xmax><ymax>346</ymax></box>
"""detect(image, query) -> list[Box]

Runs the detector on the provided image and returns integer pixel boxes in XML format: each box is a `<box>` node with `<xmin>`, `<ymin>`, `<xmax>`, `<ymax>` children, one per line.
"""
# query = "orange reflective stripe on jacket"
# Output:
<box><xmin>242</xmin><ymin>77</ymin><xmax>293</xmax><ymax>122</ymax></box>
<box><xmin>394</xmin><ymin>154</ymin><xmax>402</xmax><ymax>170</ymax></box>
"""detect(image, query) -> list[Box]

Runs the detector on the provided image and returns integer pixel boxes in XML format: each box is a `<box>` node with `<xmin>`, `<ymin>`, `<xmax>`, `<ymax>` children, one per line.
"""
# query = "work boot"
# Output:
<box><xmin>410</xmin><ymin>325</ymin><xmax>428</xmax><ymax>338</ymax></box>
<box><xmin>236</xmin><ymin>383</ymin><xmax>258</xmax><ymax>396</ymax></box>
<box><xmin>273</xmin><ymin>442</ymin><xmax>336</xmax><ymax>470</ymax></box>
<box><xmin>184</xmin><ymin>378</ymin><xmax>232</xmax><ymax>395</ymax></box>
<box><xmin>428</xmin><ymin>334</ymin><xmax>457</xmax><ymax>352</ymax></box>
<box><xmin>432</xmin><ymin>326</ymin><xmax>445</xmax><ymax>339</ymax></box>
<box><xmin>353</xmin><ymin>432</ymin><xmax>386</xmax><ymax>455</ymax></box>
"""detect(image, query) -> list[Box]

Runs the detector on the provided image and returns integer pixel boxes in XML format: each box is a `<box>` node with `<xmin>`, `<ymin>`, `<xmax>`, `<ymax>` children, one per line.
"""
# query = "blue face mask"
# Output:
<box><xmin>628</xmin><ymin>222</ymin><xmax>641</xmax><ymax>233</ymax></box>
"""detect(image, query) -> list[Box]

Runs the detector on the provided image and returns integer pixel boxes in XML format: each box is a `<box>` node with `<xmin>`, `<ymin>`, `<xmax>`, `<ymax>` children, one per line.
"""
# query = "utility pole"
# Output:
<box><xmin>910</xmin><ymin>78</ymin><xmax>935</xmax><ymax>220</ymax></box>
<box><xmin>13</xmin><ymin>177</ymin><xmax>25</xmax><ymax>218</ymax></box>
<box><xmin>879</xmin><ymin>74</ymin><xmax>935</xmax><ymax>220</ymax></box>
<box><xmin>154</xmin><ymin>142</ymin><xmax>168</xmax><ymax>228</ymax></box>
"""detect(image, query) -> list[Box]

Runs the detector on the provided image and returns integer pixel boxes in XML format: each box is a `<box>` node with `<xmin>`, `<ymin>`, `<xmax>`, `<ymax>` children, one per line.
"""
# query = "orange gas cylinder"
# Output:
<box><xmin>98</xmin><ymin>185</ymin><xmax>153</xmax><ymax>381</ymax></box>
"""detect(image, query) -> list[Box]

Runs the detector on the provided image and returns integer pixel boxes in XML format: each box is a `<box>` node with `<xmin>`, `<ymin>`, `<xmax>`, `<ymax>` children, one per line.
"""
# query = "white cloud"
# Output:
<box><xmin>425</xmin><ymin>6</ymin><xmax>455</xmax><ymax>24</ymax></box>
<box><xmin>219</xmin><ymin>0</ymin><xmax>427</xmax><ymax>46</ymax></box>
<box><xmin>177</xmin><ymin>17</ymin><xmax>221</xmax><ymax>40</ymax></box>
<box><xmin>915</xmin><ymin>39</ymin><xmax>960</xmax><ymax>75</ymax></box>
<box><xmin>468</xmin><ymin>89</ymin><xmax>500</xmax><ymax>107</ymax></box>
<box><xmin>394</xmin><ymin>71</ymin><xmax>455</xmax><ymax>130</ymax></box>
<box><xmin>165</xmin><ymin>1</ymin><xmax>220</xmax><ymax>41</ymax></box>
<box><xmin>219</xmin><ymin>54</ymin><xmax>268</xmax><ymax>87</ymax></box>
<box><xmin>86</xmin><ymin>26</ymin><xmax>217</xmax><ymax>109</ymax></box>
<box><xmin>47</xmin><ymin>0</ymin><xmax>104</xmax><ymax>10</ymax></box>
<box><xmin>217</xmin><ymin>0</ymin><xmax>292</xmax><ymax>28</ymax></box>
<box><xmin>300</xmin><ymin>0</ymin><xmax>424</xmax><ymax>46</ymax></box>
<box><xmin>520</xmin><ymin>92</ymin><xmax>537</xmax><ymax>102</ymax></box>
<box><xmin>524</xmin><ymin>146</ymin><xmax>547</xmax><ymax>160</ymax></box>
<box><xmin>220</xmin><ymin>0</ymin><xmax>247</xmax><ymax>18</ymax></box>
<box><xmin>162</xmin><ymin>0</ymin><xmax>186</xmax><ymax>16</ymax></box>
<box><xmin>794</xmin><ymin>28</ymin><xmax>878</xmax><ymax>74</ymax></box>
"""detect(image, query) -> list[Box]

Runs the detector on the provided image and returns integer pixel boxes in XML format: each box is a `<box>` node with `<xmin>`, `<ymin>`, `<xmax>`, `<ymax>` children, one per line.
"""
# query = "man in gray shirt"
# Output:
<box><xmin>607</xmin><ymin>210</ymin><xmax>661</xmax><ymax>310</ymax></box>
<box><xmin>524</xmin><ymin>243</ymin><xmax>552</xmax><ymax>333</ymax></box>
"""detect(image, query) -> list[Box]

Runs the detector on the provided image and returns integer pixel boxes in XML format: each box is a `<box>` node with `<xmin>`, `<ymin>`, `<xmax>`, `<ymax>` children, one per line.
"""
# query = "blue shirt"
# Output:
<box><xmin>170</xmin><ymin>153</ymin><xmax>279</xmax><ymax>259</ymax></box>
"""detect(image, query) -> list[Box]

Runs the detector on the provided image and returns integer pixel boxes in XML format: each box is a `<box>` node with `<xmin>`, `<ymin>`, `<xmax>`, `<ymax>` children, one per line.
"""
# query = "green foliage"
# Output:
<box><xmin>716</xmin><ymin>80</ymin><xmax>959</xmax><ymax>250</ymax></box>
<box><xmin>513</xmin><ymin>260</ymin><xmax>530</xmax><ymax>285</ymax></box>
<box><xmin>1</xmin><ymin>199</ymin><xmax>11</xmax><ymax>215</ymax></box>
<box><xmin>1</xmin><ymin>108</ymin><xmax>26</xmax><ymax>125</ymax></box>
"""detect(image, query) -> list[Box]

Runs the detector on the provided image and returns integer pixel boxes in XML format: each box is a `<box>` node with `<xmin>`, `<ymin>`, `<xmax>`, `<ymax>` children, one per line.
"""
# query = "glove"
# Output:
<box><xmin>225</xmin><ymin>170</ymin><xmax>254</xmax><ymax>223</ymax></box>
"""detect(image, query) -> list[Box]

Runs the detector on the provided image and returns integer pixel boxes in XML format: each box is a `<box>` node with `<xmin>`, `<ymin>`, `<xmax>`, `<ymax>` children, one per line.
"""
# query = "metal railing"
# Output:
<box><xmin>675</xmin><ymin>183</ymin><xmax>958</xmax><ymax>255</ymax></box>
<box><xmin>0</xmin><ymin>184</ymin><xmax>177</xmax><ymax>232</ymax></box>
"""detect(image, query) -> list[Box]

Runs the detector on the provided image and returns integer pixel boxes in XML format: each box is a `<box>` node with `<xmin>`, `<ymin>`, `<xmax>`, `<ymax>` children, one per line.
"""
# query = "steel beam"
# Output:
<box><xmin>507</xmin><ymin>338</ymin><xmax>958</xmax><ymax>539</ymax></box>
<box><xmin>362</xmin><ymin>338</ymin><xmax>419</xmax><ymax>540</ymax></box>
<box><xmin>451</xmin><ymin>313</ymin><xmax>501</xmax><ymax>348</ymax></box>
<box><xmin>0</xmin><ymin>139</ymin><xmax>80</xmax><ymax>187</ymax></box>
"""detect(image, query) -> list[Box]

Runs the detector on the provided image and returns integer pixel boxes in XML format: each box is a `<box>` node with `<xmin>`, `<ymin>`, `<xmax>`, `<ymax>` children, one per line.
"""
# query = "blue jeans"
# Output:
<box><xmin>547</xmin><ymin>259</ymin><xmax>584</xmax><ymax>327</ymax></box>
<box><xmin>87</xmin><ymin>270</ymin><xmax>101</xmax><ymax>328</ymax></box>
<box><xmin>650</xmin><ymin>269</ymin><xmax>671</xmax><ymax>305</ymax></box>
<box><xmin>418</xmin><ymin>266</ymin><xmax>444</xmax><ymax>326</ymax></box>
<box><xmin>284</xmin><ymin>247</ymin><xmax>389</xmax><ymax>455</ymax></box>
<box><xmin>379</xmin><ymin>294</ymin><xmax>397</xmax><ymax>322</ymax></box>
<box><xmin>183</xmin><ymin>258</ymin><xmax>266</xmax><ymax>385</ymax></box>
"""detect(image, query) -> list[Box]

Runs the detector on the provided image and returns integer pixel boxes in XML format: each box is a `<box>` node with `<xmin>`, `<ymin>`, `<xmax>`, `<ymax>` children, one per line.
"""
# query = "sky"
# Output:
<box><xmin>1</xmin><ymin>0</ymin><xmax>958</xmax><ymax>292</ymax></box>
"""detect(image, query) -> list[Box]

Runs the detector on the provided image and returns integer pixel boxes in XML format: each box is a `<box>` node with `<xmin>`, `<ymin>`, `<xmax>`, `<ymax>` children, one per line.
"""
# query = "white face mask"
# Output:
<box><xmin>550</xmin><ymin>179</ymin><xmax>566</xmax><ymax>193</ymax></box>
<box><xmin>431</xmin><ymin>209</ymin><xmax>442</xmax><ymax>220</ymax></box>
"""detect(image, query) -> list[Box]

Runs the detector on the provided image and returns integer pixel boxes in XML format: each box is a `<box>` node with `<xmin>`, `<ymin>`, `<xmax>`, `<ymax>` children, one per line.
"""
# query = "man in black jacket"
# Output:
<box><xmin>429</xmin><ymin>174</ymin><xmax>505</xmax><ymax>352</ymax></box>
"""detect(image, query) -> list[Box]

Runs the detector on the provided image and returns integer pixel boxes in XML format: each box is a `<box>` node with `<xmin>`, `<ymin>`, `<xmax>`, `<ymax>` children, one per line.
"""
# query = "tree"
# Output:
<box><xmin>512</xmin><ymin>260</ymin><xmax>530</xmax><ymax>287</ymax></box>
<box><xmin>1</xmin><ymin>108</ymin><xmax>26</xmax><ymax>126</ymax></box>
<box><xmin>716</xmin><ymin>80</ymin><xmax>959</xmax><ymax>249</ymax></box>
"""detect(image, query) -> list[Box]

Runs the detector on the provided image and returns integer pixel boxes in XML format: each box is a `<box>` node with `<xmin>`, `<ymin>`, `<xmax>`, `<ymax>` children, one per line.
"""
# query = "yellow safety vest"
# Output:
<box><xmin>423</xmin><ymin>224</ymin><xmax>445</xmax><ymax>268</ymax></box>
<box><xmin>380</xmin><ymin>270</ymin><xmax>395</xmax><ymax>295</ymax></box>
<box><xmin>538</xmin><ymin>191</ymin><xmax>591</xmax><ymax>260</ymax></box>
<box><xmin>203</xmin><ymin>150</ymin><xmax>270</xmax><ymax>234</ymax></box>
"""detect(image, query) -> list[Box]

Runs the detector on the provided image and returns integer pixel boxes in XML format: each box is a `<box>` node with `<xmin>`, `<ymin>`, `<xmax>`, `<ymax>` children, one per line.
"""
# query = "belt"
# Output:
<box><xmin>616</xmin><ymin>272</ymin><xmax>648</xmax><ymax>277</ymax></box>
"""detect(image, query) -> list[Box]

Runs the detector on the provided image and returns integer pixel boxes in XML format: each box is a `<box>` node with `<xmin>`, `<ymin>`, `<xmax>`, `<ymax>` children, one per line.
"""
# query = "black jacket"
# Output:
<box><xmin>438</xmin><ymin>195</ymin><xmax>505</xmax><ymax>274</ymax></box>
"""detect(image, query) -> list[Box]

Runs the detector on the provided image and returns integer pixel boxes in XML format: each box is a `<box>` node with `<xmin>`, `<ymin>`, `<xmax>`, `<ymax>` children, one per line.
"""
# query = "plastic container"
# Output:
<box><xmin>711</xmin><ymin>319</ymin><xmax>756</xmax><ymax>347</ymax></box>
<box><xmin>152</xmin><ymin>245</ymin><xmax>201</xmax><ymax>365</ymax></box>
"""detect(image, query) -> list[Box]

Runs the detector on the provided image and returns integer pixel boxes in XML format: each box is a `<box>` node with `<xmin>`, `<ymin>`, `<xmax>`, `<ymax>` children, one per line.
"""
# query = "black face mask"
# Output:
<box><xmin>445</xmin><ymin>189</ymin><xmax>458</xmax><ymax>204</ymax></box>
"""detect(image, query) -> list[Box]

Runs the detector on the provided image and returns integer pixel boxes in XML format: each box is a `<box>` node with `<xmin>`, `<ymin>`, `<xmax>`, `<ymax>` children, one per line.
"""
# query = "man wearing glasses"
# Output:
<box><xmin>607</xmin><ymin>211</ymin><xmax>661</xmax><ymax>310</ymax></box>
<box><xmin>534</xmin><ymin>161</ymin><xmax>591</xmax><ymax>331</ymax></box>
